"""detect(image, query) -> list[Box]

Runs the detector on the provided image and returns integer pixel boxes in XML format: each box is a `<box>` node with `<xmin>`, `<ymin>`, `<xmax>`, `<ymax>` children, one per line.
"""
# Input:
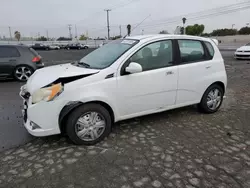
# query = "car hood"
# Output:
<box><xmin>237</xmin><ymin>45</ymin><xmax>250</xmax><ymax>51</ymax></box>
<box><xmin>26</xmin><ymin>63</ymin><xmax>99</xmax><ymax>93</ymax></box>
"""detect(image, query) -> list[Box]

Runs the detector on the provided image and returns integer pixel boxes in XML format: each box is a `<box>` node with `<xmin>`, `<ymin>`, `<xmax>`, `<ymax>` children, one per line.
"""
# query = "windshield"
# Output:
<box><xmin>78</xmin><ymin>39</ymin><xmax>138</xmax><ymax>69</ymax></box>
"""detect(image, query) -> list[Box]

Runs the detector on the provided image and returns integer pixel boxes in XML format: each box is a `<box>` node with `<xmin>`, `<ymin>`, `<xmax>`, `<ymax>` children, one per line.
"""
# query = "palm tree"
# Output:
<box><xmin>14</xmin><ymin>31</ymin><xmax>21</xmax><ymax>41</ymax></box>
<box><xmin>127</xmin><ymin>24</ymin><xmax>131</xmax><ymax>36</ymax></box>
<box><xmin>182</xmin><ymin>18</ymin><xmax>187</xmax><ymax>34</ymax></box>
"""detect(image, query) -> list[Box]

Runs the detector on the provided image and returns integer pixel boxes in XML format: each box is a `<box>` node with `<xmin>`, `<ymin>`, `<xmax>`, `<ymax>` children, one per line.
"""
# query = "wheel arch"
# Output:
<box><xmin>59</xmin><ymin>100</ymin><xmax>115</xmax><ymax>134</ymax></box>
<box><xmin>200</xmin><ymin>81</ymin><xmax>225</xmax><ymax>103</ymax></box>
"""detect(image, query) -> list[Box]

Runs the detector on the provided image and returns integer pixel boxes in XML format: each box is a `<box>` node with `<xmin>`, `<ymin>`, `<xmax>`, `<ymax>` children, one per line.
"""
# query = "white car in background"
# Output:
<box><xmin>20</xmin><ymin>34</ymin><xmax>227</xmax><ymax>145</ymax></box>
<box><xmin>234</xmin><ymin>43</ymin><xmax>250</xmax><ymax>59</ymax></box>
<box><xmin>49</xmin><ymin>44</ymin><xmax>60</xmax><ymax>50</ymax></box>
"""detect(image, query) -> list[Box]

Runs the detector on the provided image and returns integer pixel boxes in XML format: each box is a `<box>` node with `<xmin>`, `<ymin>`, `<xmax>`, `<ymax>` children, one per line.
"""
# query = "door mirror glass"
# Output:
<box><xmin>125</xmin><ymin>62</ymin><xmax>142</xmax><ymax>74</ymax></box>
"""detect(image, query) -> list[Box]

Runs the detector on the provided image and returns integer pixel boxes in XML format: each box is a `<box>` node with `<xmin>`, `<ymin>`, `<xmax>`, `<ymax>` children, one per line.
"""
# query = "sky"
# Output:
<box><xmin>0</xmin><ymin>0</ymin><xmax>250</xmax><ymax>38</ymax></box>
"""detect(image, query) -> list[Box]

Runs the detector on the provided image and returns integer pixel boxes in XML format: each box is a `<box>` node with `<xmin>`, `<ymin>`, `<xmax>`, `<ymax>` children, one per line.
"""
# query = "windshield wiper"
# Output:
<box><xmin>77</xmin><ymin>61</ymin><xmax>90</xmax><ymax>68</ymax></box>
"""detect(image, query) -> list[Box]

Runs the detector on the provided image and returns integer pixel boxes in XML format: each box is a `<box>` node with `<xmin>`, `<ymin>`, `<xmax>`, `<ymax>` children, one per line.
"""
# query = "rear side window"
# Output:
<box><xmin>178</xmin><ymin>40</ymin><xmax>206</xmax><ymax>63</ymax></box>
<box><xmin>0</xmin><ymin>46</ymin><xmax>20</xmax><ymax>58</ymax></box>
<box><xmin>204</xmin><ymin>41</ymin><xmax>214</xmax><ymax>57</ymax></box>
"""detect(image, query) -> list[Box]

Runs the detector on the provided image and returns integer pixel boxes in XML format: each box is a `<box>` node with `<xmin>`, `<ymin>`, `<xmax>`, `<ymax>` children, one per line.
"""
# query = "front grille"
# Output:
<box><xmin>236</xmin><ymin>54</ymin><xmax>250</xmax><ymax>57</ymax></box>
<box><xmin>23</xmin><ymin>101</ymin><xmax>28</xmax><ymax>122</ymax></box>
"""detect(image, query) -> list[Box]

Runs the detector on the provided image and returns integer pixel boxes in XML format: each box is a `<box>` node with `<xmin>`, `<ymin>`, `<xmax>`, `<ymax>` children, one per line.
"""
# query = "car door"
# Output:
<box><xmin>116</xmin><ymin>40</ymin><xmax>178</xmax><ymax>118</ymax></box>
<box><xmin>0</xmin><ymin>46</ymin><xmax>20</xmax><ymax>77</ymax></box>
<box><xmin>176</xmin><ymin>39</ymin><xmax>215</xmax><ymax>105</ymax></box>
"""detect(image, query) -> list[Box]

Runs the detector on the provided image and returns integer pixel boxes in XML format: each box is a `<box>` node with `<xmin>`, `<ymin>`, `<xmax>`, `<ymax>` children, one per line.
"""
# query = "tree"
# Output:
<box><xmin>159</xmin><ymin>30</ymin><xmax>169</xmax><ymax>34</ymax></box>
<box><xmin>14</xmin><ymin>31</ymin><xmax>21</xmax><ymax>41</ymax></box>
<box><xmin>127</xmin><ymin>24</ymin><xmax>131</xmax><ymax>36</ymax></box>
<box><xmin>210</xmin><ymin>28</ymin><xmax>237</xmax><ymax>36</ymax></box>
<box><xmin>238</xmin><ymin>27</ymin><xmax>250</xmax><ymax>35</ymax></box>
<box><xmin>185</xmin><ymin>24</ymin><xmax>205</xmax><ymax>36</ymax></box>
<box><xmin>57</xmin><ymin>37</ymin><xmax>72</xmax><ymax>41</ymax></box>
<box><xmin>79</xmin><ymin>34</ymin><xmax>87</xmax><ymax>40</ymax></box>
<box><xmin>36</xmin><ymin>36</ymin><xmax>47</xmax><ymax>41</ymax></box>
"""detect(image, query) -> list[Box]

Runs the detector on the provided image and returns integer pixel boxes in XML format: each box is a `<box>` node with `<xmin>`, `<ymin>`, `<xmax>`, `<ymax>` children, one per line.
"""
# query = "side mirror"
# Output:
<box><xmin>125</xmin><ymin>62</ymin><xmax>142</xmax><ymax>74</ymax></box>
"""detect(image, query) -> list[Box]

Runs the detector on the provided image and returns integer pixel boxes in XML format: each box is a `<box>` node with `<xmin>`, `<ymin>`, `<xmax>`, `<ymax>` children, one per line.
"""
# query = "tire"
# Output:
<box><xmin>198</xmin><ymin>84</ymin><xmax>224</xmax><ymax>113</ymax></box>
<box><xmin>84</xmin><ymin>46</ymin><xmax>88</xmax><ymax>49</ymax></box>
<box><xmin>46</xmin><ymin>48</ymin><xmax>49</xmax><ymax>51</ymax></box>
<box><xmin>13</xmin><ymin>65</ymin><xmax>34</xmax><ymax>82</ymax></box>
<box><xmin>66</xmin><ymin>103</ymin><xmax>112</xmax><ymax>145</ymax></box>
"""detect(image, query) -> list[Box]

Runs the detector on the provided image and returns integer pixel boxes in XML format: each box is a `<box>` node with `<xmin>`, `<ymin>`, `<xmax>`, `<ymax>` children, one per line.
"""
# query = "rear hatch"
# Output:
<box><xmin>29</xmin><ymin>48</ymin><xmax>42</xmax><ymax>64</ymax></box>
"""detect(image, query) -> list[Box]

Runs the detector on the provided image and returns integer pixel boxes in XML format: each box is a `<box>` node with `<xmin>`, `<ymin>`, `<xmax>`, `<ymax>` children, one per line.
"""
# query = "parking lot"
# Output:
<box><xmin>0</xmin><ymin>49</ymin><xmax>250</xmax><ymax>187</ymax></box>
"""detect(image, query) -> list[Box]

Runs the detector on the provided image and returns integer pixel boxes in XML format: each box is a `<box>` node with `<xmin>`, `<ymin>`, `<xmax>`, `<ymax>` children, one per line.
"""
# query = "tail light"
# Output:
<box><xmin>32</xmin><ymin>56</ymin><xmax>41</xmax><ymax>62</ymax></box>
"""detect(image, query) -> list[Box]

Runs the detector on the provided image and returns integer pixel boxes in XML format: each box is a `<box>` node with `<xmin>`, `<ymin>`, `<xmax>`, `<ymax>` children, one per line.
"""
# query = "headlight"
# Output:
<box><xmin>32</xmin><ymin>83</ymin><xmax>63</xmax><ymax>104</ymax></box>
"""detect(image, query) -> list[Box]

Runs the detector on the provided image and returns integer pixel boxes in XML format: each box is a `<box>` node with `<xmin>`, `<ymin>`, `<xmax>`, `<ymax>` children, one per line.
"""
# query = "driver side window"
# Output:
<box><xmin>130</xmin><ymin>40</ymin><xmax>173</xmax><ymax>72</ymax></box>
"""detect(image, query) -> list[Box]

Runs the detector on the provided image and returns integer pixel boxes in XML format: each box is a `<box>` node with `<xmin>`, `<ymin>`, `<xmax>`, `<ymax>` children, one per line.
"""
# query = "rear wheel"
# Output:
<box><xmin>13</xmin><ymin>65</ymin><xmax>34</xmax><ymax>82</ymax></box>
<box><xmin>66</xmin><ymin>104</ymin><xmax>112</xmax><ymax>145</ymax></box>
<box><xmin>198</xmin><ymin>84</ymin><xmax>224</xmax><ymax>113</ymax></box>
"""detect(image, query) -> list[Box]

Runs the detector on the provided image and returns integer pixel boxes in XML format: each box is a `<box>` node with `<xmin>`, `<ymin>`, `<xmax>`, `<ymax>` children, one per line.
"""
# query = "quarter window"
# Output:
<box><xmin>0</xmin><ymin>47</ymin><xmax>20</xmax><ymax>58</ymax></box>
<box><xmin>129</xmin><ymin>40</ymin><xmax>173</xmax><ymax>72</ymax></box>
<box><xmin>178</xmin><ymin>40</ymin><xmax>206</xmax><ymax>63</ymax></box>
<box><xmin>205</xmin><ymin>41</ymin><xmax>215</xmax><ymax>57</ymax></box>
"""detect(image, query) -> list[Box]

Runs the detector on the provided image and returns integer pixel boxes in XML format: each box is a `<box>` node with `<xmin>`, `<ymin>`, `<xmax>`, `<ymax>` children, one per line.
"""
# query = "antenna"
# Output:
<box><xmin>123</xmin><ymin>14</ymin><xmax>151</xmax><ymax>38</ymax></box>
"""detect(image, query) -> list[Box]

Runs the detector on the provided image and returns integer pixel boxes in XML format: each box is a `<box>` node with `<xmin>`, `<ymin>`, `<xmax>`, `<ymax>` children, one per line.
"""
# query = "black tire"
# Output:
<box><xmin>46</xmin><ymin>48</ymin><xmax>49</xmax><ymax>51</ymax></box>
<box><xmin>198</xmin><ymin>84</ymin><xmax>224</xmax><ymax>113</ymax></box>
<box><xmin>84</xmin><ymin>46</ymin><xmax>88</xmax><ymax>49</ymax></box>
<box><xmin>66</xmin><ymin>103</ymin><xmax>112</xmax><ymax>145</ymax></box>
<box><xmin>13</xmin><ymin>65</ymin><xmax>34</xmax><ymax>82</ymax></box>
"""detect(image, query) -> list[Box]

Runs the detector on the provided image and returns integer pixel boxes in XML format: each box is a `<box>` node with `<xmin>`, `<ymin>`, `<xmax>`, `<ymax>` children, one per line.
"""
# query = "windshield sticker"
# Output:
<box><xmin>121</xmin><ymin>40</ymin><xmax>136</xmax><ymax>45</ymax></box>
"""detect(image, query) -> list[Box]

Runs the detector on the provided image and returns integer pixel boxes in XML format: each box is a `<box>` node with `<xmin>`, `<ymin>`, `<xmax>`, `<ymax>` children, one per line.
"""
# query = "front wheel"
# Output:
<box><xmin>198</xmin><ymin>84</ymin><xmax>224</xmax><ymax>113</ymax></box>
<box><xmin>66</xmin><ymin>104</ymin><xmax>112</xmax><ymax>145</ymax></box>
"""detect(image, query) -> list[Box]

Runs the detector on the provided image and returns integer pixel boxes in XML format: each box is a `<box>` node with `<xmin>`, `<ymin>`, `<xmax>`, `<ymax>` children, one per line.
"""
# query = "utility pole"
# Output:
<box><xmin>104</xmin><ymin>9</ymin><xmax>111</xmax><ymax>40</ymax></box>
<box><xmin>68</xmin><ymin>24</ymin><xmax>72</xmax><ymax>39</ymax></box>
<box><xmin>46</xmin><ymin>30</ymin><xmax>49</xmax><ymax>41</ymax></box>
<box><xmin>232</xmin><ymin>24</ymin><xmax>235</xmax><ymax>29</ymax></box>
<box><xmin>75</xmin><ymin>24</ymin><xmax>78</xmax><ymax>39</ymax></box>
<box><xmin>8</xmin><ymin>26</ymin><xmax>12</xmax><ymax>41</ymax></box>
<box><xmin>119</xmin><ymin>25</ymin><xmax>122</xmax><ymax>36</ymax></box>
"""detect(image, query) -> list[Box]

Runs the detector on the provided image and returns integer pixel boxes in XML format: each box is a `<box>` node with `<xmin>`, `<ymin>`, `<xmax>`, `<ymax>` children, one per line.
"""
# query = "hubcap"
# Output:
<box><xmin>75</xmin><ymin>112</ymin><xmax>106</xmax><ymax>141</ymax></box>
<box><xmin>15</xmin><ymin>67</ymin><xmax>32</xmax><ymax>81</ymax></box>
<box><xmin>206</xmin><ymin>88</ymin><xmax>222</xmax><ymax>110</ymax></box>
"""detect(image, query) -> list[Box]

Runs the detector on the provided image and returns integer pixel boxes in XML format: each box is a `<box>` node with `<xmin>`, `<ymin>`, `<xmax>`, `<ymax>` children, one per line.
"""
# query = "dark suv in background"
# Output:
<box><xmin>0</xmin><ymin>45</ymin><xmax>44</xmax><ymax>82</ymax></box>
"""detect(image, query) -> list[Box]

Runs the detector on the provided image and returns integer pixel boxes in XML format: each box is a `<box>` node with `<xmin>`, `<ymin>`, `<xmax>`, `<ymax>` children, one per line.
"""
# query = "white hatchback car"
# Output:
<box><xmin>20</xmin><ymin>35</ymin><xmax>227</xmax><ymax>145</ymax></box>
<box><xmin>234</xmin><ymin>42</ymin><xmax>250</xmax><ymax>59</ymax></box>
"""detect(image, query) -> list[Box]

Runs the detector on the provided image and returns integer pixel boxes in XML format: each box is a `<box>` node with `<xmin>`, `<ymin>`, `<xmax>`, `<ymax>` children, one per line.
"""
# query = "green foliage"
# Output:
<box><xmin>185</xmin><ymin>24</ymin><xmax>205</xmax><ymax>36</ymax></box>
<box><xmin>159</xmin><ymin>30</ymin><xmax>169</xmax><ymax>34</ymax></box>
<box><xmin>79</xmin><ymin>34</ymin><xmax>87</xmax><ymax>40</ymax></box>
<box><xmin>36</xmin><ymin>36</ymin><xmax>47</xmax><ymax>41</ymax></box>
<box><xmin>57</xmin><ymin>37</ymin><xmax>72</xmax><ymax>41</ymax></box>
<box><xmin>210</xmin><ymin>28</ymin><xmax>237</xmax><ymax>36</ymax></box>
<box><xmin>238</xmin><ymin>27</ymin><xmax>250</xmax><ymax>35</ymax></box>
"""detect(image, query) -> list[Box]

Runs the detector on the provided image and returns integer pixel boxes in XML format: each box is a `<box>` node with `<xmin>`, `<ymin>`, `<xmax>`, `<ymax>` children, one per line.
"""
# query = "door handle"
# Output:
<box><xmin>9</xmin><ymin>59</ymin><xmax>16</xmax><ymax>62</ymax></box>
<box><xmin>206</xmin><ymin>66</ymin><xmax>211</xmax><ymax>69</ymax></box>
<box><xmin>166</xmin><ymin>71</ymin><xmax>174</xmax><ymax>75</ymax></box>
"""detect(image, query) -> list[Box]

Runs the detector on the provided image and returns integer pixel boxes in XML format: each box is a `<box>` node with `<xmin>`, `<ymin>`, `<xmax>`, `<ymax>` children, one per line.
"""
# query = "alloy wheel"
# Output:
<box><xmin>15</xmin><ymin>66</ymin><xmax>33</xmax><ymax>81</ymax></box>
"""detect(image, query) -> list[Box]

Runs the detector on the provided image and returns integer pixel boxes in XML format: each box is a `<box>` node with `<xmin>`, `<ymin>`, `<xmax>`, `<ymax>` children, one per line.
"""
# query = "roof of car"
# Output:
<box><xmin>0</xmin><ymin>44</ymin><xmax>29</xmax><ymax>47</ymax></box>
<box><xmin>126</xmin><ymin>34</ymin><xmax>211</xmax><ymax>42</ymax></box>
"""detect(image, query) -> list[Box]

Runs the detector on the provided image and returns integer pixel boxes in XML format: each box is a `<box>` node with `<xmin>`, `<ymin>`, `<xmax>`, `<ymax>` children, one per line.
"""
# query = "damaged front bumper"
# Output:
<box><xmin>20</xmin><ymin>85</ymin><xmax>63</xmax><ymax>137</ymax></box>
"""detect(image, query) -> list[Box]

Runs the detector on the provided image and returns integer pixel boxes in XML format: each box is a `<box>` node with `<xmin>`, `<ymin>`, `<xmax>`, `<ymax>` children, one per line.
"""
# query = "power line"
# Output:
<box><xmin>140</xmin><ymin>3</ymin><xmax>250</xmax><ymax>29</ymax></box>
<box><xmin>111</xmin><ymin>1</ymin><xmax>250</xmax><ymax>30</ymax></box>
